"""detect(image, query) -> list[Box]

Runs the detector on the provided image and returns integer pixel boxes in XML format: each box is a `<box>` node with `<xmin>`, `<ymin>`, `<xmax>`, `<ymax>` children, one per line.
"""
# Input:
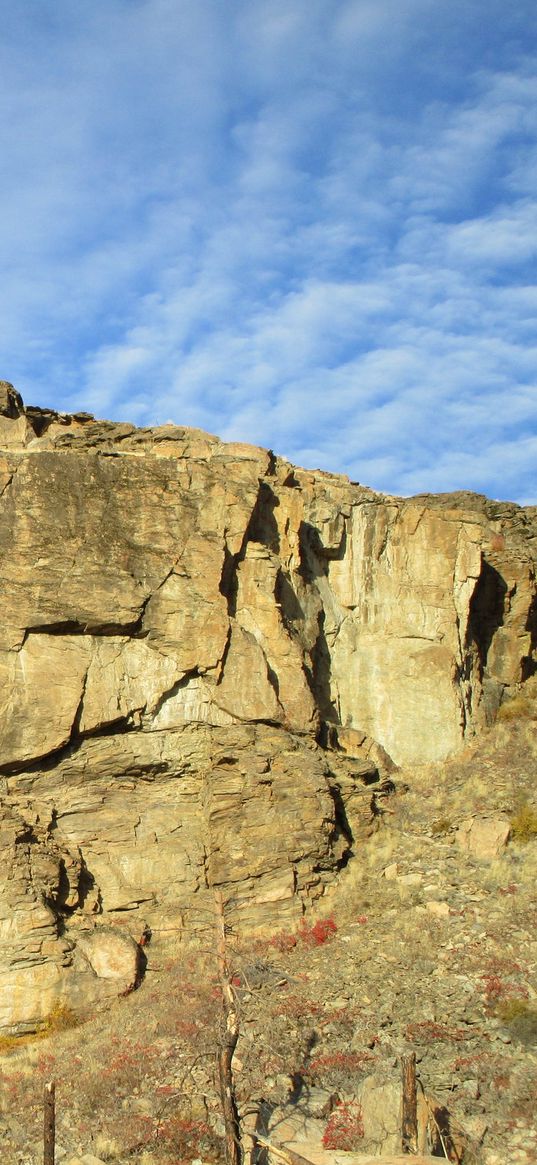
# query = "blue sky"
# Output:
<box><xmin>1</xmin><ymin>0</ymin><xmax>536</xmax><ymax>503</ymax></box>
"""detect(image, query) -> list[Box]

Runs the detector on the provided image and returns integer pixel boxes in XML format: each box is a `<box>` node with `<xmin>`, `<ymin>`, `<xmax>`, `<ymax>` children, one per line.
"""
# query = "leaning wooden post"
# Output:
<box><xmin>214</xmin><ymin>888</ymin><xmax>242</xmax><ymax>1165</ymax></box>
<box><xmin>43</xmin><ymin>1080</ymin><xmax>55</xmax><ymax>1165</ymax></box>
<box><xmin>401</xmin><ymin>1052</ymin><xmax>418</xmax><ymax>1154</ymax></box>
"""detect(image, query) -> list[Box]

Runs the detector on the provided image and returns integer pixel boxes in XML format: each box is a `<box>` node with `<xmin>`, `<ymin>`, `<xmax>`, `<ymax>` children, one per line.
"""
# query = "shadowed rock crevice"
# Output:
<box><xmin>275</xmin><ymin>570</ymin><xmax>305</xmax><ymax>630</ymax></box>
<box><xmin>298</xmin><ymin>519</ymin><xmax>347</xmax><ymax>582</ymax></box>
<box><xmin>308</xmin><ymin>610</ymin><xmax>340</xmax><ymax>725</ymax></box>
<box><xmin>326</xmin><ymin>780</ymin><xmax>354</xmax><ymax>868</ymax></box>
<box><xmin>23</xmin><ymin>619</ymin><xmax>148</xmax><ymax>638</ymax></box>
<box><xmin>219</xmin><ymin>544</ymin><xmax>241</xmax><ymax>616</ymax></box>
<box><xmin>466</xmin><ymin>559</ymin><xmax>508</xmax><ymax>673</ymax></box>
<box><xmin>245</xmin><ymin>480</ymin><xmax>280</xmax><ymax>552</ymax></box>
<box><xmin>522</xmin><ymin>588</ymin><xmax>537</xmax><ymax>679</ymax></box>
<box><xmin>219</xmin><ymin>480</ymin><xmax>280</xmax><ymax>618</ymax></box>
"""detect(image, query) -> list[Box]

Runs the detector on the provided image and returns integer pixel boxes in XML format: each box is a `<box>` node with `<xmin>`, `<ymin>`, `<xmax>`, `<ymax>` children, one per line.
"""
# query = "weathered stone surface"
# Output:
<box><xmin>0</xmin><ymin>385</ymin><xmax>534</xmax><ymax>1032</ymax></box>
<box><xmin>456</xmin><ymin>815</ymin><xmax>511</xmax><ymax>860</ymax></box>
<box><xmin>76</xmin><ymin>925</ymin><xmax>140</xmax><ymax>984</ymax></box>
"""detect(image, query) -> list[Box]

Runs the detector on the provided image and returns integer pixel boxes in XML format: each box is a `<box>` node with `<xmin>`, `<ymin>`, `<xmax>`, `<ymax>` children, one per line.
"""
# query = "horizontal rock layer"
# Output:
<box><xmin>0</xmin><ymin>381</ymin><xmax>535</xmax><ymax>1031</ymax></box>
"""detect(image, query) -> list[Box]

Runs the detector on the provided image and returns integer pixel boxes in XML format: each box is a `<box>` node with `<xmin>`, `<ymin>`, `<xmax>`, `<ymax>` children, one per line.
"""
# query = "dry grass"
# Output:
<box><xmin>496</xmin><ymin>677</ymin><xmax>537</xmax><ymax>723</ymax></box>
<box><xmin>496</xmin><ymin>694</ymin><xmax>535</xmax><ymax>722</ymax></box>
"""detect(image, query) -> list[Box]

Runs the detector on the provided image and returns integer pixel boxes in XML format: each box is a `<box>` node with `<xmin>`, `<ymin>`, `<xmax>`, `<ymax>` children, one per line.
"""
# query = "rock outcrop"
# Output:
<box><xmin>0</xmin><ymin>381</ymin><xmax>535</xmax><ymax>1032</ymax></box>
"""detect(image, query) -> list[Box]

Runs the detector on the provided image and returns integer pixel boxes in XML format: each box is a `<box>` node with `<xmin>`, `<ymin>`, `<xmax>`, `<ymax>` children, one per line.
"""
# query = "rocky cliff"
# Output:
<box><xmin>0</xmin><ymin>381</ymin><xmax>535</xmax><ymax>1033</ymax></box>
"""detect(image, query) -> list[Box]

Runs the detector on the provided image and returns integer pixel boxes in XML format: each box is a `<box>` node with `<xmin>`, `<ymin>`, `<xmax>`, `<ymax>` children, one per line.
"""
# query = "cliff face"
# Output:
<box><xmin>0</xmin><ymin>381</ymin><xmax>535</xmax><ymax>1032</ymax></box>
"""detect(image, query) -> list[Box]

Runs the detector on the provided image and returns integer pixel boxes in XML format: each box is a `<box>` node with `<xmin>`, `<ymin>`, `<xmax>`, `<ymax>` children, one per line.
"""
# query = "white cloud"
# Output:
<box><xmin>0</xmin><ymin>0</ymin><xmax>536</xmax><ymax>505</ymax></box>
<box><xmin>444</xmin><ymin>200</ymin><xmax>537</xmax><ymax>266</ymax></box>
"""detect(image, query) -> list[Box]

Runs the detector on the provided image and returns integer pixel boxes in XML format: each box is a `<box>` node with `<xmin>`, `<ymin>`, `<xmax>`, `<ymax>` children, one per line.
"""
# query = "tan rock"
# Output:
<box><xmin>397</xmin><ymin>872</ymin><xmax>423</xmax><ymax>887</ymax></box>
<box><xmin>76</xmin><ymin>925</ymin><xmax>140</xmax><ymax>984</ymax></box>
<box><xmin>355</xmin><ymin>1072</ymin><xmax>402</xmax><ymax>1155</ymax></box>
<box><xmin>234</xmin><ymin>543</ymin><xmax>317</xmax><ymax>730</ymax></box>
<box><xmin>214</xmin><ymin>624</ymin><xmax>282</xmax><ymax>722</ymax></box>
<box><xmin>457</xmin><ymin>815</ymin><xmax>511</xmax><ymax>860</ymax></box>
<box><xmin>0</xmin><ymin>389</ymin><xmax>534</xmax><ymax>1030</ymax></box>
<box><xmin>0</xmin><ymin>634</ymin><xmax>90</xmax><ymax>765</ymax></box>
<box><xmin>426</xmin><ymin>900</ymin><xmax>451</xmax><ymax>917</ymax></box>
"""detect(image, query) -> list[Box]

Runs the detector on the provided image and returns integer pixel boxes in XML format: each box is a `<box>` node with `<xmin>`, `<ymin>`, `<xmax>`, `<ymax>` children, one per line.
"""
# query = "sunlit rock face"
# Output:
<box><xmin>0</xmin><ymin>380</ymin><xmax>535</xmax><ymax>1031</ymax></box>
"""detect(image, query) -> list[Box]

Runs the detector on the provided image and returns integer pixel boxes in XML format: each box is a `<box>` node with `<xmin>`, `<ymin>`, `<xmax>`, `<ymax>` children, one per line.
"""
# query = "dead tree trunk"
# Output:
<box><xmin>214</xmin><ymin>888</ymin><xmax>242</xmax><ymax>1165</ymax></box>
<box><xmin>43</xmin><ymin>1080</ymin><xmax>55</xmax><ymax>1165</ymax></box>
<box><xmin>402</xmin><ymin>1052</ymin><xmax>418</xmax><ymax>1154</ymax></box>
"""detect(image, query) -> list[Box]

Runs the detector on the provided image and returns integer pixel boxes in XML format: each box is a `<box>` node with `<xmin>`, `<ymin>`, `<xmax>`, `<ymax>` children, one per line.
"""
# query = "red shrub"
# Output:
<box><xmin>268</xmin><ymin>931</ymin><xmax>297</xmax><ymax>952</ymax></box>
<box><xmin>323</xmin><ymin>1101</ymin><xmax>364</xmax><ymax>1149</ymax></box>
<box><xmin>308</xmin><ymin>1050</ymin><xmax>375</xmax><ymax>1076</ymax></box>
<box><xmin>299</xmin><ymin>916</ymin><xmax>337</xmax><ymax>947</ymax></box>
<box><xmin>279</xmin><ymin>995</ymin><xmax>323</xmax><ymax>1019</ymax></box>
<box><xmin>405</xmin><ymin>1020</ymin><xmax>469</xmax><ymax>1043</ymax></box>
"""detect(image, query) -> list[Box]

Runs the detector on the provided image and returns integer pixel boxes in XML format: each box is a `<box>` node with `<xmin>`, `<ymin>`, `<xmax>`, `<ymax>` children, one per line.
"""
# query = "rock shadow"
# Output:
<box><xmin>467</xmin><ymin>560</ymin><xmax>507</xmax><ymax>671</ymax></box>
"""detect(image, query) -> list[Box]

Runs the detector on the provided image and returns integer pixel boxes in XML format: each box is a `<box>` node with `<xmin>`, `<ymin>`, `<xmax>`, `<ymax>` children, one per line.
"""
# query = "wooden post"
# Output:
<box><xmin>401</xmin><ymin>1052</ymin><xmax>418</xmax><ymax>1154</ymax></box>
<box><xmin>214</xmin><ymin>889</ymin><xmax>241</xmax><ymax>1165</ymax></box>
<box><xmin>43</xmin><ymin>1080</ymin><xmax>55</xmax><ymax>1165</ymax></box>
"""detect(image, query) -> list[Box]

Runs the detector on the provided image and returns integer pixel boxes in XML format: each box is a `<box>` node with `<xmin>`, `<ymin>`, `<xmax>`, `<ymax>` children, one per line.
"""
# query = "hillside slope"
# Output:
<box><xmin>0</xmin><ymin>710</ymin><xmax>535</xmax><ymax>1165</ymax></box>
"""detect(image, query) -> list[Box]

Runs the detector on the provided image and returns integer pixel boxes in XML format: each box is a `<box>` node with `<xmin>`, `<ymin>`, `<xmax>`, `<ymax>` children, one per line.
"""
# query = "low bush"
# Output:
<box><xmin>322</xmin><ymin>1101</ymin><xmax>364</xmax><ymax>1150</ymax></box>
<box><xmin>405</xmin><ymin>1020</ymin><xmax>469</xmax><ymax>1043</ymax></box>
<box><xmin>42</xmin><ymin>1002</ymin><xmax>79</xmax><ymax>1034</ymax></box>
<box><xmin>298</xmin><ymin>916</ymin><xmax>337</xmax><ymax>947</ymax></box>
<box><xmin>481</xmin><ymin>975</ymin><xmax>529</xmax><ymax>1009</ymax></box>
<box><xmin>431</xmin><ymin>818</ymin><xmax>452</xmax><ymax>837</ymax></box>
<box><xmin>496</xmin><ymin>998</ymin><xmax>536</xmax><ymax>1023</ymax></box>
<box><xmin>510</xmin><ymin>802</ymin><xmax>537</xmax><ymax>842</ymax></box>
<box><xmin>305</xmin><ymin>1049</ymin><xmax>376</xmax><ymax>1090</ymax></box>
<box><xmin>265</xmin><ymin>914</ymin><xmax>338</xmax><ymax>953</ymax></box>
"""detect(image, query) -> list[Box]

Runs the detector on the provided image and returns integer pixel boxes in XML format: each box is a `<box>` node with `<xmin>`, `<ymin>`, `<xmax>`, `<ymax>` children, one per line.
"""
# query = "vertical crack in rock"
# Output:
<box><xmin>309</xmin><ymin>609</ymin><xmax>340</xmax><ymax>726</ymax></box>
<box><xmin>245</xmin><ymin>480</ymin><xmax>280</xmax><ymax>552</ymax></box>
<box><xmin>215</xmin><ymin>623</ymin><xmax>233</xmax><ymax>681</ymax></box>
<box><xmin>274</xmin><ymin>569</ymin><xmax>306</xmax><ymax>638</ymax></box>
<box><xmin>219</xmin><ymin>544</ymin><xmax>241</xmax><ymax>617</ymax></box>
<box><xmin>466</xmin><ymin>559</ymin><xmax>508</xmax><ymax>676</ymax></box>
<box><xmin>325</xmin><ymin>779</ymin><xmax>354</xmax><ymax>869</ymax></box>
<box><xmin>522</xmin><ymin>585</ymin><xmax>537</xmax><ymax>679</ymax></box>
<box><xmin>220</xmin><ymin>479</ymin><xmax>281</xmax><ymax>617</ymax></box>
<box><xmin>71</xmin><ymin>664</ymin><xmax>89</xmax><ymax>742</ymax></box>
<box><xmin>293</xmin><ymin>521</ymin><xmax>345</xmax><ymax>725</ymax></box>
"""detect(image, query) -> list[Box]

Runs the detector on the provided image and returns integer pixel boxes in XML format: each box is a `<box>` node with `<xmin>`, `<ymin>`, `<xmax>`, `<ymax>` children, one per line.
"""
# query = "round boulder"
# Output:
<box><xmin>76</xmin><ymin>926</ymin><xmax>141</xmax><ymax>991</ymax></box>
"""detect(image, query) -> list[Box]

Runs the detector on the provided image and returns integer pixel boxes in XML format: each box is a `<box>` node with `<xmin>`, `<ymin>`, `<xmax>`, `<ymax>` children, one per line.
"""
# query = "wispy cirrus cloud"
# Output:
<box><xmin>0</xmin><ymin>0</ymin><xmax>535</xmax><ymax>502</ymax></box>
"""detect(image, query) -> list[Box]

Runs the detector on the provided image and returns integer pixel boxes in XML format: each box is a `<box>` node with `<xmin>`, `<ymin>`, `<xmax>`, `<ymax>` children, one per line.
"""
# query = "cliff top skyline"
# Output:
<box><xmin>2</xmin><ymin>0</ymin><xmax>536</xmax><ymax>504</ymax></box>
